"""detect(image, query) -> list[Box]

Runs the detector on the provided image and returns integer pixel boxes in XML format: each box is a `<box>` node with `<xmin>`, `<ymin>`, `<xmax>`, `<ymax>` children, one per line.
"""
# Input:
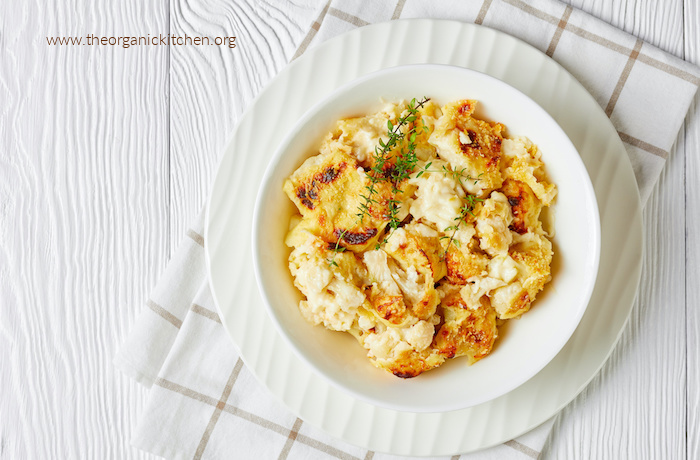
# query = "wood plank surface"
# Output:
<box><xmin>565</xmin><ymin>0</ymin><xmax>684</xmax><ymax>55</ymax></box>
<box><xmin>0</xmin><ymin>0</ymin><xmax>168</xmax><ymax>458</ymax></box>
<box><xmin>542</xmin><ymin>113</ymin><xmax>688</xmax><ymax>459</ymax></box>
<box><xmin>167</xmin><ymin>0</ymin><xmax>321</xmax><ymax>249</ymax></box>
<box><xmin>541</xmin><ymin>1</ymin><xmax>691</xmax><ymax>458</ymax></box>
<box><xmin>684</xmin><ymin>1</ymin><xmax>699</xmax><ymax>459</ymax></box>
<box><xmin>1</xmin><ymin>0</ymin><xmax>696</xmax><ymax>458</ymax></box>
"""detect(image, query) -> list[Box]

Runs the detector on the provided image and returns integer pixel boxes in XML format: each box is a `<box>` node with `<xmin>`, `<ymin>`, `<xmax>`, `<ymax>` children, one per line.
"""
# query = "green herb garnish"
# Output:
<box><xmin>439</xmin><ymin>194</ymin><xmax>483</xmax><ymax>259</ymax></box>
<box><xmin>328</xmin><ymin>97</ymin><xmax>431</xmax><ymax>265</ymax></box>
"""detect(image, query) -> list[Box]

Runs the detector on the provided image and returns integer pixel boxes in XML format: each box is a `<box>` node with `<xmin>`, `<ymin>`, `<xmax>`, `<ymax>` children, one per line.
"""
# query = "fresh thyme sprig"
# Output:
<box><xmin>413</xmin><ymin>161</ymin><xmax>484</xmax><ymax>258</ymax></box>
<box><xmin>358</xmin><ymin>97</ymin><xmax>430</xmax><ymax>226</ymax></box>
<box><xmin>328</xmin><ymin>97</ymin><xmax>431</xmax><ymax>266</ymax></box>
<box><xmin>327</xmin><ymin>240</ymin><xmax>346</xmax><ymax>267</ymax></box>
<box><xmin>415</xmin><ymin>163</ymin><xmax>483</xmax><ymax>187</ymax></box>
<box><xmin>439</xmin><ymin>194</ymin><xmax>483</xmax><ymax>259</ymax></box>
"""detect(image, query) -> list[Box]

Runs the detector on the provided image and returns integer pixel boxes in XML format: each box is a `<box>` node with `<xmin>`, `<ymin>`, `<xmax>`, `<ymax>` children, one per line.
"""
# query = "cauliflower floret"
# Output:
<box><xmin>433</xmin><ymin>288</ymin><xmax>498</xmax><ymax>364</ymax></box>
<box><xmin>488</xmin><ymin>254</ymin><xmax>519</xmax><ymax>284</ymax></box>
<box><xmin>475</xmin><ymin>192</ymin><xmax>514</xmax><ymax>257</ymax></box>
<box><xmin>362</xmin><ymin>319</ymin><xmax>435</xmax><ymax>359</ymax></box>
<box><xmin>502</xmin><ymin>137</ymin><xmax>557</xmax><ymax>205</ymax></box>
<box><xmin>428</xmin><ymin>100</ymin><xmax>505</xmax><ymax>197</ymax></box>
<box><xmin>403</xmin><ymin>320</ymin><xmax>434</xmax><ymax>352</ymax></box>
<box><xmin>357</xmin><ymin>313</ymin><xmax>376</xmax><ymax>332</ymax></box>
<box><xmin>364</xmin><ymin>326</ymin><xmax>412</xmax><ymax>361</ymax></box>
<box><xmin>363</xmin><ymin>249</ymin><xmax>408</xmax><ymax>326</ymax></box>
<box><xmin>491</xmin><ymin>232</ymin><xmax>553</xmax><ymax>319</ymax></box>
<box><xmin>408</xmin><ymin>160</ymin><xmax>465</xmax><ymax>231</ymax></box>
<box><xmin>383</xmin><ymin>223</ymin><xmax>445</xmax><ymax>319</ymax></box>
<box><xmin>364</xmin><ymin>250</ymin><xmax>402</xmax><ymax>296</ymax></box>
<box><xmin>297</xmin><ymin>278</ymin><xmax>364</xmax><ymax>331</ymax></box>
<box><xmin>460</xmin><ymin>276</ymin><xmax>506</xmax><ymax>307</ymax></box>
<box><xmin>360</xmin><ymin>319</ymin><xmax>444</xmax><ymax>378</ymax></box>
<box><xmin>442</xmin><ymin>223</ymin><xmax>491</xmax><ymax>285</ymax></box>
<box><xmin>289</xmin><ymin>236</ymin><xmax>365</xmax><ymax>331</ymax></box>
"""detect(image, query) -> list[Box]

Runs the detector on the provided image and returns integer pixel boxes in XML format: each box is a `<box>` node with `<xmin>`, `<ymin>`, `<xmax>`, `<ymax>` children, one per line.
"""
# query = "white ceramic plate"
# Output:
<box><xmin>252</xmin><ymin>64</ymin><xmax>600</xmax><ymax>413</ymax></box>
<box><xmin>206</xmin><ymin>20</ymin><xmax>642</xmax><ymax>455</ymax></box>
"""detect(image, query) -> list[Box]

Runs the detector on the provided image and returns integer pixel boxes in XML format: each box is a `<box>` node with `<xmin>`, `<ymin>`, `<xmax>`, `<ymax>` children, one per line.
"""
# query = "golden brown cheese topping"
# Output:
<box><xmin>284</xmin><ymin>99</ymin><xmax>556</xmax><ymax>378</ymax></box>
<box><xmin>429</xmin><ymin>100</ymin><xmax>505</xmax><ymax>197</ymax></box>
<box><xmin>284</xmin><ymin>149</ymin><xmax>408</xmax><ymax>252</ymax></box>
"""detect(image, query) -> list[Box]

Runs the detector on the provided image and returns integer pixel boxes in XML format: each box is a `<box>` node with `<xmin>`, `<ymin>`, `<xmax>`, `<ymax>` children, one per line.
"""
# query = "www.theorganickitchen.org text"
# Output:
<box><xmin>46</xmin><ymin>34</ymin><xmax>236</xmax><ymax>48</ymax></box>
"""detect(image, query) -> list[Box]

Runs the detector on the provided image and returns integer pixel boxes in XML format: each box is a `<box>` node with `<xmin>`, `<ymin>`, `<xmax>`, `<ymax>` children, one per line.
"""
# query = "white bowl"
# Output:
<box><xmin>252</xmin><ymin>64</ymin><xmax>600</xmax><ymax>413</ymax></box>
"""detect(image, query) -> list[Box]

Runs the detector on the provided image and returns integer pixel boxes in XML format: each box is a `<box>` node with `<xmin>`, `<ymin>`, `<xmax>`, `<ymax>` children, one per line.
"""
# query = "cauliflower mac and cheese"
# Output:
<box><xmin>284</xmin><ymin>99</ymin><xmax>556</xmax><ymax>378</ymax></box>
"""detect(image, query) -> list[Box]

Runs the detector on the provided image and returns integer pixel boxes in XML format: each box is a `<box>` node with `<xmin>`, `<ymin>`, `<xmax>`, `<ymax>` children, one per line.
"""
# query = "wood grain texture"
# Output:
<box><xmin>541</xmin><ymin>0</ymin><xmax>692</xmax><ymax>459</ymax></box>
<box><xmin>1</xmin><ymin>0</ymin><xmax>697</xmax><ymax>458</ymax></box>
<box><xmin>683</xmin><ymin>1</ymin><xmax>699</xmax><ymax>459</ymax></box>
<box><xmin>0</xmin><ymin>0</ymin><xmax>168</xmax><ymax>458</ymax></box>
<box><xmin>168</xmin><ymin>0</ymin><xmax>322</xmax><ymax>252</ymax></box>
<box><xmin>542</xmin><ymin>119</ymin><xmax>688</xmax><ymax>460</ymax></box>
<box><xmin>564</xmin><ymin>0</ymin><xmax>684</xmax><ymax>56</ymax></box>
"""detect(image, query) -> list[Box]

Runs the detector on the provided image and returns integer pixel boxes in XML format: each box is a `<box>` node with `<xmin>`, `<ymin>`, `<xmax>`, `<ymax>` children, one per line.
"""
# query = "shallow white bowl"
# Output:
<box><xmin>252</xmin><ymin>64</ymin><xmax>600</xmax><ymax>413</ymax></box>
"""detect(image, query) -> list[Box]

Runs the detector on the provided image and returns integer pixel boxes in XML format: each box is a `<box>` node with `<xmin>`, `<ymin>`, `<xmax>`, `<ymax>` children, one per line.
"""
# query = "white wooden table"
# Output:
<box><xmin>1</xmin><ymin>0</ymin><xmax>697</xmax><ymax>458</ymax></box>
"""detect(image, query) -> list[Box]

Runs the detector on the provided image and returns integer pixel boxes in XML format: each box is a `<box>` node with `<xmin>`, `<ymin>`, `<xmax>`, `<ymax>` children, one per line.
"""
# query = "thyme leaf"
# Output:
<box><xmin>440</xmin><ymin>194</ymin><xmax>484</xmax><ymax>259</ymax></box>
<box><xmin>328</xmin><ymin>97</ymin><xmax>431</xmax><ymax>266</ymax></box>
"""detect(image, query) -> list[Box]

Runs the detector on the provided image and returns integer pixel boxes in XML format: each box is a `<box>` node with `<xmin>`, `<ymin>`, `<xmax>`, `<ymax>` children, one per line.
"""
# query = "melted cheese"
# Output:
<box><xmin>475</xmin><ymin>192</ymin><xmax>514</xmax><ymax>257</ymax></box>
<box><xmin>289</xmin><ymin>236</ymin><xmax>366</xmax><ymax>331</ymax></box>
<box><xmin>285</xmin><ymin>99</ymin><xmax>556</xmax><ymax>378</ymax></box>
<box><xmin>408</xmin><ymin>160</ymin><xmax>465</xmax><ymax>232</ymax></box>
